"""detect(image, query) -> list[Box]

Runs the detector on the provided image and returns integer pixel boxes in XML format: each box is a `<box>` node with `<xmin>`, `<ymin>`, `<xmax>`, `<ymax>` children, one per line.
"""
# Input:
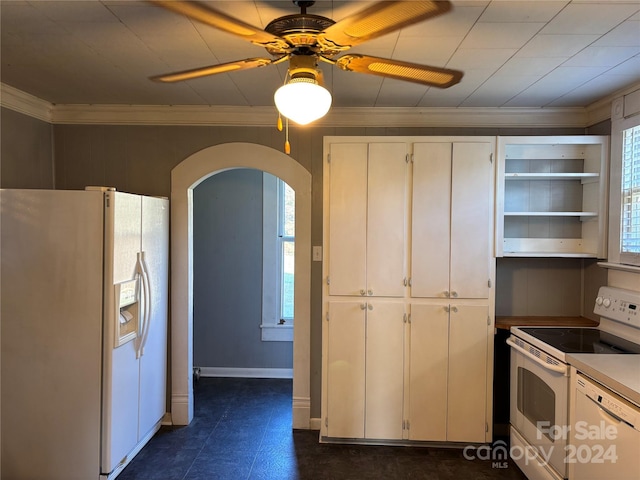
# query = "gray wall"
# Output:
<box><xmin>495</xmin><ymin>258</ymin><xmax>607</xmax><ymax>319</ymax></box>
<box><xmin>1</xmin><ymin>105</ymin><xmax>610</xmax><ymax>417</ymax></box>
<box><xmin>1</xmin><ymin>109</ymin><xmax>53</xmax><ymax>188</ymax></box>
<box><xmin>193</xmin><ymin>169</ymin><xmax>292</xmax><ymax>369</ymax></box>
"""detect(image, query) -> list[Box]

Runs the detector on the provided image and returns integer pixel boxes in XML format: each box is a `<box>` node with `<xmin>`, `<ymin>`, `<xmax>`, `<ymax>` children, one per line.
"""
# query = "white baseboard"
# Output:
<box><xmin>293</xmin><ymin>396</ymin><xmax>311</xmax><ymax>430</ymax></box>
<box><xmin>161</xmin><ymin>412</ymin><xmax>172</xmax><ymax>426</ymax></box>
<box><xmin>198</xmin><ymin>366</ymin><xmax>293</xmax><ymax>379</ymax></box>
<box><xmin>309</xmin><ymin>418</ymin><xmax>322</xmax><ymax>431</ymax></box>
<box><xmin>171</xmin><ymin>393</ymin><xmax>193</xmax><ymax>426</ymax></box>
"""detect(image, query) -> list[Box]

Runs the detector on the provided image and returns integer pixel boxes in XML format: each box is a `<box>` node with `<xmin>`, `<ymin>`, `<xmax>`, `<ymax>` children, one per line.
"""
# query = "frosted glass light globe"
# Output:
<box><xmin>274</xmin><ymin>78</ymin><xmax>332</xmax><ymax>125</ymax></box>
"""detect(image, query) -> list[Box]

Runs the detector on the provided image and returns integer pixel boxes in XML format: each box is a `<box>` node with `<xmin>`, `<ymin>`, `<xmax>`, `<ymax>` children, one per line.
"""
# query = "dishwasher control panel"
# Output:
<box><xmin>576</xmin><ymin>374</ymin><xmax>639</xmax><ymax>430</ymax></box>
<box><xmin>594</xmin><ymin>287</ymin><xmax>640</xmax><ymax>329</ymax></box>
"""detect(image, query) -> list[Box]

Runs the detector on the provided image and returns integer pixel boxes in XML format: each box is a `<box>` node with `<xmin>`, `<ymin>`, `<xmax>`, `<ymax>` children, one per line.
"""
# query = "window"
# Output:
<box><xmin>621</xmin><ymin>125</ymin><xmax>640</xmax><ymax>266</ymax></box>
<box><xmin>278</xmin><ymin>179</ymin><xmax>295</xmax><ymax>322</ymax></box>
<box><xmin>261</xmin><ymin>174</ymin><xmax>294</xmax><ymax>341</ymax></box>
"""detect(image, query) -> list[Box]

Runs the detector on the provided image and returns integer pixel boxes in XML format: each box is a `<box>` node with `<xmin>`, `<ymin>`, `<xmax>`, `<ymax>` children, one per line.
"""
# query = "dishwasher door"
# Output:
<box><xmin>569</xmin><ymin>373</ymin><xmax>640</xmax><ymax>480</ymax></box>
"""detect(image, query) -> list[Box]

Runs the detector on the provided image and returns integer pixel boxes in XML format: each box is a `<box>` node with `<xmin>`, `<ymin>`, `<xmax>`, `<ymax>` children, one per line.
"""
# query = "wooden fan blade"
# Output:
<box><xmin>319</xmin><ymin>1</ymin><xmax>451</xmax><ymax>50</ymax></box>
<box><xmin>149</xmin><ymin>1</ymin><xmax>289</xmax><ymax>51</ymax></box>
<box><xmin>336</xmin><ymin>54</ymin><xmax>463</xmax><ymax>88</ymax></box>
<box><xmin>152</xmin><ymin>58</ymin><xmax>276</xmax><ymax>83</ymax></box>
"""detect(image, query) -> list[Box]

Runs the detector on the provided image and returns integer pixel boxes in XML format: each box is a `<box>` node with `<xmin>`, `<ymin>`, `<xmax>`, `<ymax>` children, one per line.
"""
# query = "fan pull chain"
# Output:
<box><xmin>284</xmin><ymin>117</ymin><xmax>291</xmax><ymax>155</ymax></box>
<box><xmin>276</xmin><ymin>111</ymin><xmax>291</xmax><ymax>154</ymax></box>
<box><xmin>277</xmin><ymin>70</ymin><xmax>291</xmax><ymax>154</ymax></box>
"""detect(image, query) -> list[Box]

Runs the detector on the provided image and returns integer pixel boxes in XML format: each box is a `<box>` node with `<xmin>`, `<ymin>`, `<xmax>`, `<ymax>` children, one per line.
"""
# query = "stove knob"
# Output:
<box><xmin>603</xmin><ymin>298</ymin><xmax>611</xmax><ymax>308</ymax></box>
<box><xmin>596</xmin><ymin>296</ymin><xmax>603</xmax><ymax>306</ymax></box>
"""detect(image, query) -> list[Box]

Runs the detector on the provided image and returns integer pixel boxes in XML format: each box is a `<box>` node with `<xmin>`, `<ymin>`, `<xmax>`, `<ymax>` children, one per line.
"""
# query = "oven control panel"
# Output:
<box><xmin>594</xmin><ymin>286</ymin><xmax>640</xmax><ymax>328</ymax></box>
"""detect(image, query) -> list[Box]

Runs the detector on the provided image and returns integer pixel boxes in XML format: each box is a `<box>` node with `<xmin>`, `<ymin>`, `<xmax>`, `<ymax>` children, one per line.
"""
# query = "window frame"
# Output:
<box><xmin>620</xmin><ymin>125</ymin><xmax>640</xmax><ymax>265</ymax></box>
<box><xmin>608</xmin><ymin>90</ymin><xmax>640</xmax><ymax>268</ymax></box>
<box><xmin>277</xmin><ymin>179</ymin><xmax>295</xmax><ymax>322</ymax></box>
<box><xmin>261</xmin><ymin>173</ymin><xmax>294</xmax><ymax>341</ymax></box>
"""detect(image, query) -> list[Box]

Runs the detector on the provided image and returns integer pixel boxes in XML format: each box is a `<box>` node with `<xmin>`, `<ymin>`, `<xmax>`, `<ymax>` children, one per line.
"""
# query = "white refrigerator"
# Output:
<box><xmin>1</xmin><ymin>188</ymin><xmax>169</xmax><ymax>480</ymax></box>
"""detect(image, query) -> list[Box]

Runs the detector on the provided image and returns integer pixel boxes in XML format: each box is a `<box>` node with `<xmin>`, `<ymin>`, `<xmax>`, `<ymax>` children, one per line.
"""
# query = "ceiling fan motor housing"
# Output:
<box><xmin>288</xmin><ymin>55</ymin><xmax>323</xmax><ymax>84</ymax></box>
<box><xmin>265</xmin><ymin>12</ymin><xmax>335</xmax><ymax>54</ymax></box>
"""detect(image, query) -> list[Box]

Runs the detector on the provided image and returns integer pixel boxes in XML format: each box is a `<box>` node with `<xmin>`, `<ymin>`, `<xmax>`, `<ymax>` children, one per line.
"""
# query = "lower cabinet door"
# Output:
<box><xmin>365</xmin><ymin>301</ymin><xmax>405</xmax><ymax>440</ymax></box>
<box><xmin>408</xmin><ymin>304</ymin><xmax>449</xmax><ymax>441</ymax></box>
<box><xmin>447</xmin><ymin>304</ymin><xmax>489</xmax><ymax>443</ymax></box>
<box><xmin>326</xmin><ymin>301</ymin><xmax>366</xmax><ymax>438</ymax></box>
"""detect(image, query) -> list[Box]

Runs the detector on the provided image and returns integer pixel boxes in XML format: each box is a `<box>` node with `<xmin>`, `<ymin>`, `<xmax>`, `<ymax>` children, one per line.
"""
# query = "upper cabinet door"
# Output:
<box><xmin>450</xmin><ymin>143</ymin><xmax>492</xmax><ymax>299</ymax></box>
<box><xmin>411</xmin><ymin>143</ymin><xmax>452</xmax><ymax>298</ymax></box>
<box><xmin>328</xmin><ymin>143</ymin><xmax>407</xmax><ymax>297</ymax></box>
<box><xmin>367</xmin><ymin>143</ymin><xmax>407</xmax><ymax>297</ymax></box>
<box><xmin>328</xmin><ymin>143</ymin><xmax>368</xmax><ymax>296</ymax></box>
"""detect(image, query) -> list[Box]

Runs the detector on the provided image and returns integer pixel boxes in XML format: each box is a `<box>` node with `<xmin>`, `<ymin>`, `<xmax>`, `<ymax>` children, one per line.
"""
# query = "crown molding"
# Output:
<box><xmin>48</xmin><ymin>104</ymin><xmax>591</xmax><ymax>128</ymax></box>
<box><xmin>586</xmin><ymin>81</ymin><xmax>640</xmax><ymax>126</ymax></box>
<box><xmin>3</xmin><ymin>81</ymin><xmax>631</xmax><ymax>129</ymax></box>
<box><xmin>1</xmin><ymin>83</ymin><xmax>52</xmax><ymax>122</ymax></box>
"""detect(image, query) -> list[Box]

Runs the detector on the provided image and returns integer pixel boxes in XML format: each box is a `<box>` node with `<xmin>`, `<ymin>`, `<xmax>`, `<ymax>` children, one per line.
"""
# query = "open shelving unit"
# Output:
<box><xmin>496</xmin><ymin>136</ymin><xmax>609</xmax><ymax>258</ymax></box>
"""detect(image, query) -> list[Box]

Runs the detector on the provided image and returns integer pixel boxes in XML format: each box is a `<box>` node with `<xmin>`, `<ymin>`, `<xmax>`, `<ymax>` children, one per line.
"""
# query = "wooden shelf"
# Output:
<box><xmin>496</xmin><ymin>135</ymin><xmax>609</xmax><ymax>258</ymax></box>
<box><xmin>505</xmin><ymin>173</ymin><xmax>599</xmax><ymax>181</ymax></box>
<box><xmin>504</xmin><ymin>211</ymin><xmax>598</xmax><ymax>217</ymax></box>
<box><xmin>501</xmin><ymin>252</ymin><xmax>598</xmax><ymax>258</ymax></box>
<box><xmin>496</xmin><ymin>316</ymin><xmax>599</xmax><ymax>330</ymax></box>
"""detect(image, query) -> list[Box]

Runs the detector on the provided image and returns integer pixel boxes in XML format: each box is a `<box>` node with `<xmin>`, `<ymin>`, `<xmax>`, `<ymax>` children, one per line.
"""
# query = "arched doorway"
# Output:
<box><xmin>170</xmin><ymin>143</ymin><xmax>311</xmax><ymax>428</ymax></box>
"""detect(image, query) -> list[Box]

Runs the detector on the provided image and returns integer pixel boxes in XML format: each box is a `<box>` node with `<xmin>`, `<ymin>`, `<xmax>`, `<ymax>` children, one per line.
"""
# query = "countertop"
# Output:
<box><xmin>567</xmin><ymin>354</ymin><xmax>640</xmax><ymax>406</ymax></box>
<box><xmin>496</xmin><ymin>316</ymin><xmax>598</xmax><ymax>330</ymax></box>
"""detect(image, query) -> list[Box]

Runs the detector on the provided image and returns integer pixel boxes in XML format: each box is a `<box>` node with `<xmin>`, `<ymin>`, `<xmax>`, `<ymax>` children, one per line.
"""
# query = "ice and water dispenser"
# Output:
<box><xmin>114</xmin><ymin>278</ymin><xmax>139</xmax><ymax>347</ymax></box>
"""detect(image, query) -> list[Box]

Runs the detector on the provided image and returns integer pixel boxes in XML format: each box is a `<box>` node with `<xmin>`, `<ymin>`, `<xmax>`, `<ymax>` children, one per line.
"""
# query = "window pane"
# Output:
<box><xmin>283</xmin><ymin>182</ymin><xmax>295</xmax><ymax>237</ymax></box>
<box><xmin>282</xmin><ymin>240</ymin><xmax>295</xmax><ymax>319</ymax></box>
<box><xmin>621</xmin><ymin>125</ymin><xmax>640</xmax><ymax>255</ymax></box>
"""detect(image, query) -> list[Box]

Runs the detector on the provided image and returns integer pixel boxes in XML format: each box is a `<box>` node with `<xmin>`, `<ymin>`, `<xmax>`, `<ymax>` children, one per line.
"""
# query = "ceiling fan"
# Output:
<box><xmin>149</xmin><ymin>0</ymin><xmax>463</xmax><ymax>124</ymax></box>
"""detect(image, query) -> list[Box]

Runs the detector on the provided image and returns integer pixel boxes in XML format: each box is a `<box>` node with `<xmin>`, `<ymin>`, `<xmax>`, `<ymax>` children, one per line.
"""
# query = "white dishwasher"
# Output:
<box><xmin>570</xmin><ymin>373</ymin><xmax>640</xmax><ymax>479</ymax></box>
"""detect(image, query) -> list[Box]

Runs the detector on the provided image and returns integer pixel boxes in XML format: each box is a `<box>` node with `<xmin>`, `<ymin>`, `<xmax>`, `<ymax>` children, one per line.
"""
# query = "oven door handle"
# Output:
<box><xmin>506</xmin><ymin>337</ymin><xmax>568</xmax><ymax>375</ymax></box>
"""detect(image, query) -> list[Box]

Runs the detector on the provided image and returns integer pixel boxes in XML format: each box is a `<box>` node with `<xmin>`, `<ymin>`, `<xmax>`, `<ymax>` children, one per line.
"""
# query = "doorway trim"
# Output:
<box><xmin>170</xmin><ymin>142</ymin><xmax>312</xmax><ymax>428</ymax></box>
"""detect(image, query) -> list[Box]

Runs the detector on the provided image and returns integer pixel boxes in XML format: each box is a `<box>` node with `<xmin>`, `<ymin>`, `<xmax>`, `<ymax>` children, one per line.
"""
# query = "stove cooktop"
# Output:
<box><xmin>519</xmin><ymin>327</ymin><xmax>640</xmax><ymax>355</ymax></box>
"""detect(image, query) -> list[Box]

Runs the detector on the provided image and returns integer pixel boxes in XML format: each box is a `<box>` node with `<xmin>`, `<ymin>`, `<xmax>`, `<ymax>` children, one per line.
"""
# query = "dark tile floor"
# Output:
<box><xmin>119</xmin><ymin>377</ymin><xmax>527</xmax><ymax>479</ymax></box>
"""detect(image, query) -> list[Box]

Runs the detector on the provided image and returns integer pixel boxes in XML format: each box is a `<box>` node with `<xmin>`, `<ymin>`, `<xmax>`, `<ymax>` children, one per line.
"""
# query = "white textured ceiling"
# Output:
<box><xmin>1</xmin><ymin>0</ymin><xmax>639</xmax><ymax>109</ymax></box>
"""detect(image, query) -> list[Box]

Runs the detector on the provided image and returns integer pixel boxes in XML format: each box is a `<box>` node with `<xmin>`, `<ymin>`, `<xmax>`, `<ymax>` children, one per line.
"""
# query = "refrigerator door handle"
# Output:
<box><xmin>135</xmin><ymin>252</ymin><xmax>151</xmax><ymax>359</ymax></box>
<box><xmin>140</xmin><ymin>252</ymin><xmax>152</xmax><ymax>357</ymax></box>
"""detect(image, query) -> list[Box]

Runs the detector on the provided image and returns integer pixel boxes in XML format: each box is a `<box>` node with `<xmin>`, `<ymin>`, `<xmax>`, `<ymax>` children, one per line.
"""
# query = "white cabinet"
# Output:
<box><xmin>408</xmin><ymin>303</ymin><xmax>489</xmax><ymax>443</ymax></box>
<box><xmin>407</xmin><ymin>304</ymin><xmax>448</xmax><ymax>441</ymax></box>
<box><xmin>496</xmin><ymin>136</ymin><xmax>609</xmax><ymax>257</ymax></box>
<box><xmin>325</xmin><ymin>301</ymin><xmax>366</xmax><ymax>439</ymax></box>
<box><xmin>365</xmin><ymin>301</ymin><xmax>405</xmax><ymax>440</ymax></box>
<box><xmin>327</xmin><ymin>142</ymin><xmax>408</xmax><ymax>297</ymax></box>
<box><xmin>446</xmin><ymin>304</ymin><xmax>490</xmax><ymax>442</ymax></box>
<box><xmin>324</xmin><ymin>300</ymin><xmax>404</xmax><ymax>440</ymax></box>
<box><xmin>322</xmin><ymin>136</ymin><xmax>495</xmax><ymax>446</ymax></box>
<box><xmin>411</xmin><ymin>142</ymin><xmax>493</xmax><ymax>299</ymax></box>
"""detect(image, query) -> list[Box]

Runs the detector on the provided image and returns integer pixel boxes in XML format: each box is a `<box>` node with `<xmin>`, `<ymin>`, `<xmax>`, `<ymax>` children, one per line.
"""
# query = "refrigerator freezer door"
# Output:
<box><xmin>102</xmin><ymin>191</ymin><xmax>142</xmax><ymax>474</ymax></box>
<box><xmin>1</xmin><ymin>189</ymin><xmax>104</xmax><ymax>479</ymax></box>
<box><xmin>138</xmin><ymin>195</ymin><xmax>169</xmax><ymax>439</ymax></box>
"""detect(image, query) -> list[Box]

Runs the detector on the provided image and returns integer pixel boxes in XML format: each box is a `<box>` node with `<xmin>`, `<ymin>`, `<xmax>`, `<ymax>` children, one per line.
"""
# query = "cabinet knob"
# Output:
<box><xmin>451</xmin><ymin>291</ymin><xmax>458</xmax><ymax>298</ymax></box>
<box><xmin>452</xmin><ymin>306</ymin><xmax>458</xmax><ymax>313</ymax></box>
<box><xmin>360</xmin><ymin>303</ymin><xmax>367</xmax><ymax>310</ymax></box>
<box><xmin>367</xmin><ymin>289</ymin><xmax>373</xmax><ymax>296</ymax></box>
<box><xmin>444</xmin><ymin>306</ymin><xmax>450</xmax><ymax>312</ymax></box>
<box><xmin>444</xmin><ymin>291</ymin><xmax>450</xmax><ymax>298</ymax></box>
<box><xmin>360</xmin><ymin>289</ymin><xmax>366</xmax><ymax>296</ymax></box>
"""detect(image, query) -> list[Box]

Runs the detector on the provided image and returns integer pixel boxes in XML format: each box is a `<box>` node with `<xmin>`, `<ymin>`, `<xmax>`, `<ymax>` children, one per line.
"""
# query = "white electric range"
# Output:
<box><xmin>507</xmin><ymin>286</ymin><xmax>640</xmax><ymax>480</ymax></box>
